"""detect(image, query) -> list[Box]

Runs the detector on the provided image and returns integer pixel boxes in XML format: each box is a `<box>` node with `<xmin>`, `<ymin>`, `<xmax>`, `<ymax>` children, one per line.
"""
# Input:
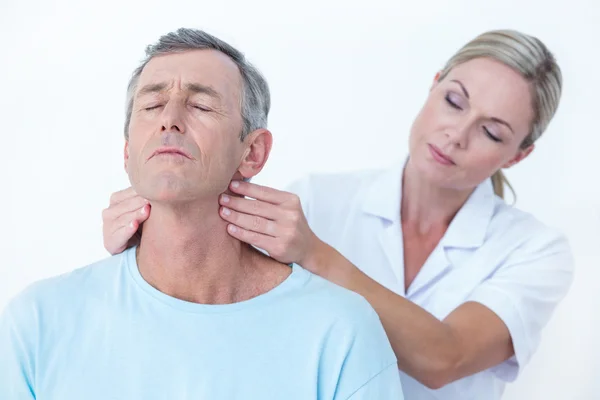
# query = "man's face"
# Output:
<box><xmin>125</xmin><ymin>49</ymin><xmax>247</xmax><ymax>204</ymax></box>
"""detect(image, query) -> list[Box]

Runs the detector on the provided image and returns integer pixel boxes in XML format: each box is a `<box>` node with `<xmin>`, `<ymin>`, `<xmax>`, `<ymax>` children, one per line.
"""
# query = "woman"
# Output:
<box><xmin>102</xmin><ymin>29</ymin><xmax>574</xmax><ymax>399</ymax></box>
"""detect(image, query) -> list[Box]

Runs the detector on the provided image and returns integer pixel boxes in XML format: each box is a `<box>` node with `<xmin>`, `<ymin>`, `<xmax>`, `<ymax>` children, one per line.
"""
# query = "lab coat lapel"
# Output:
<box><xmin>378</xmin><ymin>221</ymin><xmax>407</xmax><ymax>296</ymax></box>
<box><xmin>362</xmin><ymin>159</ymin><xmax>407</xmax><ymax>295</ymax></box>
<box><xmin>405</xmin><ymin>179</ymin><xmax>496</xmax><ymax>299</ymax></box>
<box><xmin>405</xmin><ymin>244</ymin><xmax>452</xmax><ymax>299</ymax></box>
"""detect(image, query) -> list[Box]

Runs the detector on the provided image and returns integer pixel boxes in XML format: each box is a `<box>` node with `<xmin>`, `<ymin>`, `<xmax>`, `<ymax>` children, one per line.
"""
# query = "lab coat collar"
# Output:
<box><xmin>361</xmin><ymin>159</ymin><xmax>407</xmax><ymax>224</ymax></box>
<box><xmin>361</xmin><ymin>156</ymin><xmax>496</xmax><ymax>249</ymax></box>
<box><xmin>443</xmin><ymin>178</ymin><xmax>496</xmax><ymax>248</ymax></box>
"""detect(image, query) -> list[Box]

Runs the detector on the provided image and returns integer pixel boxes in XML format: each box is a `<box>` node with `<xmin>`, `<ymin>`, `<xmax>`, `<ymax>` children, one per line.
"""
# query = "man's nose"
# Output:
<box><xmin>160</xmin><ymin>101</ymin><xmax>185</xmax><ymax>134</ymax></box>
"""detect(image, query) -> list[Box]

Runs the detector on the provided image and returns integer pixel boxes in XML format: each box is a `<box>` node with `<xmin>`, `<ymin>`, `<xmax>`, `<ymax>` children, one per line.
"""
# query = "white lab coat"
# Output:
<box><xmin>286</xmin><ymin>158</ymin><xmax>574</xmax><ymax>400</ymax></box>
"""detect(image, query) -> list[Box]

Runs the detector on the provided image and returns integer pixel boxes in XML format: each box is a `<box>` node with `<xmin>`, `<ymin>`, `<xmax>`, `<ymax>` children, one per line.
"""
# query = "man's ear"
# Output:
<box><xmin>503</xmin><ymin>144</ymin><xmax>535</xmax><ymax>169</ymax></box>
<box><xmin>237</xmin><ymin>129</ymin><xmax>273</xmax><ymax>180</ymax></box>
<box><xmin>124</xmin><ymin>141</ymin><xmax>130</xmax><ymax>172</ymax></box>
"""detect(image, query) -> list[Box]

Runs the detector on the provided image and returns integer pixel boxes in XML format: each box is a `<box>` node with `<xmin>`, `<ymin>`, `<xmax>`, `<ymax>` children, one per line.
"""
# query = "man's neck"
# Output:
<box><xmin>136</xmin><ymin>200</ymin><xmax>290</xmax><ymax>305</ymax></box>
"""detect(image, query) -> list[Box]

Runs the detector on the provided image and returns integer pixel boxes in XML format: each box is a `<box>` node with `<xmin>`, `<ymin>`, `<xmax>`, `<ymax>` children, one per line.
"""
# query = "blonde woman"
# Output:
<box><xmin>102</xmin><ymin>29</ymin><xmax>574</xmax><ymax>399</ymax></box>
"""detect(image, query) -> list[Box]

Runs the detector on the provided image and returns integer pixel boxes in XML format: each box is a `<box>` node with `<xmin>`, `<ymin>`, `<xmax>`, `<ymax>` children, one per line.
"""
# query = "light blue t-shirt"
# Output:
<box><xmin>0</xmin><ymin>247</ymin><xmax>403</xmax><ymax>399</ymax></box>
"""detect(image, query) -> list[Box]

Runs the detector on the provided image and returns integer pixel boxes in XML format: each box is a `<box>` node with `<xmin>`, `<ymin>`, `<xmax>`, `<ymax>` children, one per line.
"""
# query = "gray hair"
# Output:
<box><xmin>437</xmin><ymin>29</ymin><xmax>563</xmax><ymax>199</ymax></box>
<box><xmin>124</xmin><ymin>28</ymin><xmax>270</xmax><ymax>141</ymax></box>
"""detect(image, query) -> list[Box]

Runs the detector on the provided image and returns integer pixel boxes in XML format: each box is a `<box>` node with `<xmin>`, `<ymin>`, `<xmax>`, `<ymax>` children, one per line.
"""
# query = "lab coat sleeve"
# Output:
<box><xmin>466</xmin><ymin>228</ymin><xmax>574</xmax><ymax>382</ymax></box>
<box><xmin>283</xmin><ymin>174</ymin><xmax>314</xmax><ymax>221</ymax></box>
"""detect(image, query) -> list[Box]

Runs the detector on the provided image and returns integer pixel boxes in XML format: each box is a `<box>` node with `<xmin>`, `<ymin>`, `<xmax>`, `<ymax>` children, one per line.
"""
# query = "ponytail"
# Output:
<box><xmin>491</xmin><ymin>170</ymin><xmax>516</xmax><ymax>202</ymax></box>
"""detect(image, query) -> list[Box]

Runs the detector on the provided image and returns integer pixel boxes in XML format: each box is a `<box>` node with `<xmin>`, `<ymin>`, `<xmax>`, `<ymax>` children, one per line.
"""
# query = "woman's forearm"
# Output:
<box><xmin>303</xmin><ymin>238</ymin><xmax>463</xmax><ymax>389</ymax></box>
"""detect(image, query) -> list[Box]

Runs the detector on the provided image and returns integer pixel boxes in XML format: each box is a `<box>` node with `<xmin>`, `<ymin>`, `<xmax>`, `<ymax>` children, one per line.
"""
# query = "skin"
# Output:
<box><xmin>122</xmin><ymin>48</ymin><xmax>290</xmax><ymax>305</ymax></box>
<box><xmin>104</xmin><ymin>56</ymin><xmax>538</xmax><ymax>388</ymax></box>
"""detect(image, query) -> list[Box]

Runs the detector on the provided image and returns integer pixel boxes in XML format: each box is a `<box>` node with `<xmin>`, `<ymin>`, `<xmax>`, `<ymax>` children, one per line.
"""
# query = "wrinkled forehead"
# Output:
<box><xmin>136</xmin><ymin>49</ymin><xmax>243</xmax><ymax>105</ymax></box>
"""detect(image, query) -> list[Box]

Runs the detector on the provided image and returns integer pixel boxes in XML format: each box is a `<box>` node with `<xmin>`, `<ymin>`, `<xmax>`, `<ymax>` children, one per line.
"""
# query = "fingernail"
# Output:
<box><xmin>129</xmin><ymin>221</ymin><xmax>135</xmax><ymax>229</ymax></box>
<box><xmin>222</xmin><ymin>207</ymin><xmax>231</xmax><ymax>216</ymax></box>
<box><xmin>231</xmin><ymin>181</ymin><xmax>239</xmax><ymax>189</ymax></box>
<box><xmin>140</xmin><ymin>206</ymin><xmax>146</xmax><ymax>215</ymax></box>
<box><xmin>221</xmin><ymin>194</ymin><xmax>230</xmax><ymax>203</ymax></box>
<box><xmin>229</xmin><ymin>225</ymin><xmax>237</xmax><ymax>233</ymax></box>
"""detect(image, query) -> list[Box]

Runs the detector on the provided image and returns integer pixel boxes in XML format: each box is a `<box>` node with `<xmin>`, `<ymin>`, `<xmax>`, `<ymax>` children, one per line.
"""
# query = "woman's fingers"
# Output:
<box><xmin>102</xmin><ymin>196</ymin><xmax>150</xmax><ymax>225</ymax></box>
<box><xmin>104</xmin><ymin>205</ymin><xmax>148</xmax><ymax>255</ymax></box>
<box><xmin>112</xmin><ymin>204</ymin><xmax>150</xmax><ymax>235</ymax></box>
<box><xmin>220</xmin><ymin>207</ymin><xmax>278</xmax><ymax>237</ymax></box>
<box><xmin>102</xmin><ymin>188</ymin><xmax>150</xmax><ymax>255</ymax></box>
<box><xmin>219</xmin><ymin>194</ymin><xmax>281</xmax><ymax>221</ymax></box>
<box><xmin>221</xmin><ymin>181</ymin><xmax>311</xmax><ymax>265</ymax></box>
<box><xmin>226</xmin><ymin>224</ymin><xmax>279</xmax><ymax>255</ymax></box>
<box><xmin>104</xmin><ymin>217</ymin><xmax>141</xmax><ymax>255</ymax></box>
<box><xmin>108</xmin><ymin>187</ymin><xmax>139</xmax><ymax>206</ymax></box>
<box><xmin>228</xmin><ymin>181</ymin><xmax>290</xmax><ymax>205</ymax></box>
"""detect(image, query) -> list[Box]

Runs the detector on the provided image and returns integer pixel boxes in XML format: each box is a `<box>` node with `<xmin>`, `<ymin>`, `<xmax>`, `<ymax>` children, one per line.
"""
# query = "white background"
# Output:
<box><xmin>1</xmin><ymin>0</ymin><xmax>598</xmax><ymax>398</ymax></box>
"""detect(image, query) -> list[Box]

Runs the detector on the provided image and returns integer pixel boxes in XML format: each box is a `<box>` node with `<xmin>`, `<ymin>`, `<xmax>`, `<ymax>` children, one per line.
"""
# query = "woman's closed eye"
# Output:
<box><xmin>483</xmin><ymin>126</ymin><xmax>502</xmax><ymax>142</ymax></box>
<box><xmin>445</xmin><ymin>93</ymin><xmax>463</xmax><ymax>110</ymax></box>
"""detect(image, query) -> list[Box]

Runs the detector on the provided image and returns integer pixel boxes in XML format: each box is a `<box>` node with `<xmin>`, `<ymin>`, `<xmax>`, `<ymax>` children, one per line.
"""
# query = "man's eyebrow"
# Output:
<box><xmin>185</xmin><ymin>83</ymin><xmax>222</xmax><ymax>100</ymax></box>
<box><xmin>136</xmin><ymin>82</ymin><xmax>222</xmax><ymax>101</ymax></box>
<box><xmin>136</xmin><ymin>83</ymin><xmax>168</xmax><ymax>97</ymax></box>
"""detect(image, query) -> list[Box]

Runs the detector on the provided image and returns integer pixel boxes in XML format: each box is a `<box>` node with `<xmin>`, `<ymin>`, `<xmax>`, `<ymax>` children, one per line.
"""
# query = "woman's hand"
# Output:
<box><xmin>219</xmin><ymin>180</ymin><xmax>320</xmax><ymax>266</ymax></box>
<box><xmin>102</xmin><ymin>187</ymin><xmax>150</xmax><ymax>255</ymax></box>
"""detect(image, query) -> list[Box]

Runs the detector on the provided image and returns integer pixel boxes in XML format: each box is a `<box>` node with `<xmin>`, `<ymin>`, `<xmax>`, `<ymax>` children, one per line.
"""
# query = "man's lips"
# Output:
<box><xmin>148</xmin><ymin>147</ymin><xmax>193</xmax><ymax>161</ymax></box>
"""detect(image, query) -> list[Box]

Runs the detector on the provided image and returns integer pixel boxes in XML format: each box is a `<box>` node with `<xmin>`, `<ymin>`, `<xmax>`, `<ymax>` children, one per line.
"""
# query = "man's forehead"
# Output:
<box><xmin>137</xmin><ymin>49</ymin><xmax>242</xmax><ymax>90</ymax></box>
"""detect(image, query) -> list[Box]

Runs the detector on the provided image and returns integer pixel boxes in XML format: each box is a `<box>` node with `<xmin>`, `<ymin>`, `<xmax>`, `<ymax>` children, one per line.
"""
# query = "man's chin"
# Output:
<box><xmin>138</xmin><ymin>184</ymin><xmax>214</xmax><ymax>205</ymax></box>
<box><xmin>148</xmin><ymin>190</ymin><xmax>198</xmax><ymax>204</ymax></box>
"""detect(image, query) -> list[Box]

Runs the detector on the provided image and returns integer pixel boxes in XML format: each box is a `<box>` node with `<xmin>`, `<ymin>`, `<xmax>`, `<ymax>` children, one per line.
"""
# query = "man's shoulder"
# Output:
<box><xmin>2</xmin><ymin>251</ymin><xmax>128</xmax><ymax>318</ymax></box>
<box><xmin>295</xmin><ymin>268</ymin><xmax>382</xmax><ymax>328</ymax></box>
<box><xmin>293</xmin><ymin>269</ymin><xmax>400</xmax><ymax>398</ymax></box>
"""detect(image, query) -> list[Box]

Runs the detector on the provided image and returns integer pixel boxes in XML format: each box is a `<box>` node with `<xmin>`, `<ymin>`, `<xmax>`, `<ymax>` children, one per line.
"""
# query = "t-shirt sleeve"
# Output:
<box><xmin>466</xmin><ymin>229</ymin><xmax>575</xmax><ymax>382</ymax></box>
<box><xmin>332</xmin><ymin>305</ymin><xmax>404</xmax><ymax>400</ymax></box>
<box><xmin>344</xmin><ymin>363</ymin><xmax>404</xmax><ymax>400</ymax></box>
<box><xmin>0</xmin><ymin>294</ymin><xmax>38</xmax><ymax>399</ymax></box>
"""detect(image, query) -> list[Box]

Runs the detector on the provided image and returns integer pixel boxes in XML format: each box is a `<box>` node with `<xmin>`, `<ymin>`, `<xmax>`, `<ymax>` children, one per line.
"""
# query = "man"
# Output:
<box><xmin>0</xmin><ymin>28</ymin><xmax>404</xmax><ymax>399</ymax></box>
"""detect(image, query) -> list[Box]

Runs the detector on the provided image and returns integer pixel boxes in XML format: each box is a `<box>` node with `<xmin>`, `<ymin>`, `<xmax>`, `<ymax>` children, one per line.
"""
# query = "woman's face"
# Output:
<box><xmin>408</xmin><ymin>57</ymin><xmax>535</xmax><ymax>191</ymax></box>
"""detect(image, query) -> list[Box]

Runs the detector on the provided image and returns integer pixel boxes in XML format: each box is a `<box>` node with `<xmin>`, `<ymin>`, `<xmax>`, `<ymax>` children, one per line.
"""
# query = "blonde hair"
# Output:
<box><xmin>437</xmin><ymin>29</ymin><xmax>562</xmax><ymax>200</ymax></box>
